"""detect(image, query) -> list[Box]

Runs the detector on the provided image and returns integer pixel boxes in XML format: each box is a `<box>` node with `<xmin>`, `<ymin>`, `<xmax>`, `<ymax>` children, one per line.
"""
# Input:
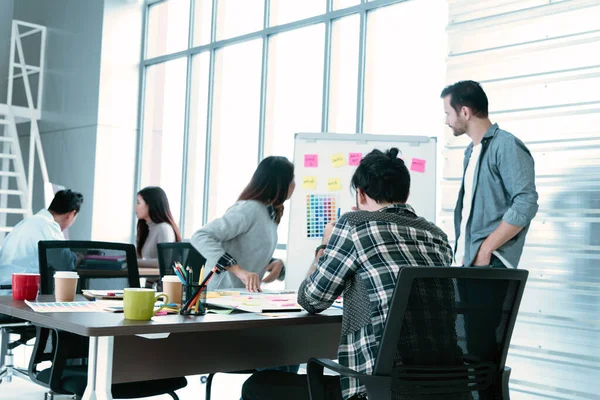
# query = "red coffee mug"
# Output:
<box><xmin>12</xmin><ymin>273</ymin><xmax>41</xmax><ymax>301</ymax></box>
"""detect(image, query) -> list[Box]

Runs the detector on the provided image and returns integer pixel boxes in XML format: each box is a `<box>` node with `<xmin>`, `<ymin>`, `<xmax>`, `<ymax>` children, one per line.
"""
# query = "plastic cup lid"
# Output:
<box><xmin>54</xmin><ymin>271</ymin><xmax>79</xmax><ymax>279</ymax></box>
<box><xmin>162</xmin><ymin>275</ymin><xmax>182</xmax><ymax>283</ymax></box>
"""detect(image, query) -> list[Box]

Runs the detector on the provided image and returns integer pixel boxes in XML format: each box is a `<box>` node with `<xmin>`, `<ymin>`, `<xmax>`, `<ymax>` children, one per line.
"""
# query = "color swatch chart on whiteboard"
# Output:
<box><xmin>305</xmin><ymin>193</ymin><xmax>339</xmax><ymax>238</ymax></box>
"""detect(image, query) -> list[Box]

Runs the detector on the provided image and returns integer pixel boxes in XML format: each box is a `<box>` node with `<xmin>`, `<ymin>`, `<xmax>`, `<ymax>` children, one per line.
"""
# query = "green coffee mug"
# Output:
<box><xmin>123</xmin><ymin>288</ymin><xmax>168</xmax><ymax>321</ymax></box>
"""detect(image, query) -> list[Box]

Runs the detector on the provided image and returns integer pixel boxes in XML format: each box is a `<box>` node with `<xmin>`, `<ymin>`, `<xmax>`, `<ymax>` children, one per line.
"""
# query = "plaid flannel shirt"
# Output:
<box><xmin>298</xmin><ymin>204</ymin><xmax>453</xmax><ymax>399</ymax></box>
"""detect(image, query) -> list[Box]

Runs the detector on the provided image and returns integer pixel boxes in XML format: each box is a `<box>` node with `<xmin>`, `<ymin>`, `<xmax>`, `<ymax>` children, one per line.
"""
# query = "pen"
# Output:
<box><xmin>172</xmin><ymin>265</ymin><xmax>186</xmax><ymax>284</ymax></box>
<box><xmin>181</xmin><ymin>266</ymin><xmax>219</xmax><ymax>313</ymax></box>
<box><xmin>198</xmin><ymin>265</ymin><xmax>205</xmax><ymax>285</ymax></box>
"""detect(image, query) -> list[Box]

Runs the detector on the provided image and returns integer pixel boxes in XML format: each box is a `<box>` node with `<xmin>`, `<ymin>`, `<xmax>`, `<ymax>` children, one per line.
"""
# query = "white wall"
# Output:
<box><xmin>443</xmin><ymin>1</ymin><xmax>600</xmax><ymax>398</ymax></box>
<box><xmin>12</xmin><ymin>0</ymin><xmax>104</xmax><ymax>240</ymax></box>
<box><xmin>0</xmin><ymin>0</ymin><xmax>14</xmax><ymax>103</ymax></box>
<box><xmin>4</xmin><ymin>0</ymin><xmax>143</xmax><ymax>243</ymax></box>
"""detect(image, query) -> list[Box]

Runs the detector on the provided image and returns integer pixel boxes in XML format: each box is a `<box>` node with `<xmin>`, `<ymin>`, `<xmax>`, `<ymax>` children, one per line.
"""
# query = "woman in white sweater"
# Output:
<box><xmin>192</xmin><ymin>156</ymin><xmax>295</xmax><ymax>292</ymax></box>
<box><xmin>135</xmin><ymin>186</ymin><xmax>182</xmax><ymax>259</ymax></box>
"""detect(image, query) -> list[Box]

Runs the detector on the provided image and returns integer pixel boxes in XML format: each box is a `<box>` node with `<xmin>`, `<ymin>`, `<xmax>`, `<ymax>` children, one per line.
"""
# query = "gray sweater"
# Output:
<box><xmin>141</xmin><ymin>221</ymin><xmax>176</xmax><ymax>259</ymax></box>
<box><xmin>191</xmin><ymin>200</ymin><xmax>280</xmax><ymax>290</ymax></box>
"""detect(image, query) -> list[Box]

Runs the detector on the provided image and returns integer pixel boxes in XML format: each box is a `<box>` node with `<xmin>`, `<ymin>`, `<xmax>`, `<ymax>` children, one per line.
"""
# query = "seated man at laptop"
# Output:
<box><xmin>241</xmin><ymin>148</ymin><xmax>453</xmax><ymax>400</ymax></box>
<box><xmin>0</xmin><ymin>189</ymin><xmax>84</xmax><ymax>296</ymax></box>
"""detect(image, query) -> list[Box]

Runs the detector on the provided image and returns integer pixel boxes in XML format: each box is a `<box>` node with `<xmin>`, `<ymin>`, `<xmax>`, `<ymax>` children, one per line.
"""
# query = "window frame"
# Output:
<box><xmin>133</xmin><ymin>0</ymin><xmax>415</xmax><ymax>246</ymax></box>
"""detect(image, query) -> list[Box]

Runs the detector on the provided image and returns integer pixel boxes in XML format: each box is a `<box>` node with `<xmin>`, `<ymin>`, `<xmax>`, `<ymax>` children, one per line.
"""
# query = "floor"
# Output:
<box><xmin>0</xmin><ymin>374</ymin><xmax>251</xmax><ymax>400</ymax></box>
<box><xmin>0</xmin><ymin>344</ymin><xmax>251</xmax><ymax>400</ymax></box>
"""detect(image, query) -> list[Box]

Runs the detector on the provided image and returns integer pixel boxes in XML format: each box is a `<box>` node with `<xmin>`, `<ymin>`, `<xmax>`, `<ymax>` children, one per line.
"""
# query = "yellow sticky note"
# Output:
<box><xmin>331</xmin><ymin>153</ymin><xmax>346</xmax><ymax>168</ymax></box>
<box><xmin>328</xmin><ymin>178</ymin><xmax>342</xmax><ymax>192</ymax></box>
<box><xmin>303</xmin><ymin>176</ymin><xmax>317</xmax><ymax>190</ymax></box>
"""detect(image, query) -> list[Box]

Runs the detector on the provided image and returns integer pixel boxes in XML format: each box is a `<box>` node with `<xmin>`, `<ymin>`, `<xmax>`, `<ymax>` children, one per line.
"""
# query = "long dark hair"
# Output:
<box><xmin>238</xmin><ymin>156</ymin><xmax>294</xmax><ymax>224</ymax></box>
<box><xmin>136</xmin><ymin>186</ymin><xmax>182</xmax><ymax>256</ymax></box>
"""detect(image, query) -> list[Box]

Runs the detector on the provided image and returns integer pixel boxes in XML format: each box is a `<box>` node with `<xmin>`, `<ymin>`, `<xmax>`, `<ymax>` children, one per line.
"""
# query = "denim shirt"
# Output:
<box><xmin>454</xmin><ymin>124</ymin><xmax>539</xmax><ymax>268</ymax></box>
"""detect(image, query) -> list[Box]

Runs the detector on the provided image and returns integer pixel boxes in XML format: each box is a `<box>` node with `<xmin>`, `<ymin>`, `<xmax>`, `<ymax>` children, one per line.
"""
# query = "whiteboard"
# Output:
<box><xmin>286</xmin><ymin>133</ymin><xmax>437</xmax><ymax>290</ymax></box>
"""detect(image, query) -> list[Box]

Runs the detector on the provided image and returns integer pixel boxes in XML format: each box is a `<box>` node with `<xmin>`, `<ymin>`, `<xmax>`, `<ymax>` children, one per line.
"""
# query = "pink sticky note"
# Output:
<box><xmin>410</xmin><ymin>158</ymin><xmax>426</xmax><ymax>173</ymax></box>
<box><xmin>348</xmin><ymin>152</ymin><xmax>362</xmax><ymax>166</ymax></box>
<box><xmin>304</xmin><ymin>154</ymin><xmax>318</xmax><ymax>168</ymax></box>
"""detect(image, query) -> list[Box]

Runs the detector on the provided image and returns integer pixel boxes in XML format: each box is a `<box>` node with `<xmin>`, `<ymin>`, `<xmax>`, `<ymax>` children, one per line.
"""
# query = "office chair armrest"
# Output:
<box><xmin>307</xmin><ymin>358</ymin><xmax>369</xmax><ymax>400</ymax></box>
<box><xmin>502</xmin><ymin>366</ymin><xmax>511</xmax><ymax>399</ymax></box>
<box><xmin>307</xmin><ymin>358</ymin><xmax>391</xmax><ymax>400</ymax></box>
<box><xmin>308</xmin><ymin>358</ymin><xmax>366</xmax><ymax>378</ymax></box>
<box><xmin>47</xmin><ymin>329</ymin><xmax>88</xmax><ymax>392</ymax></box>
<box><xmin>29</xmin><ymin>326</ymin><xmax>53</xmax><ymax>386</ymax></box>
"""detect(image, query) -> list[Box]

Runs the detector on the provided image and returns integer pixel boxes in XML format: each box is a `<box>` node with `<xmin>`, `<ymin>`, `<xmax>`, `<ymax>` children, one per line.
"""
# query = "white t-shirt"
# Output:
<box><xmin>454</xmin><ymin>143</ymin><xmax>482</xmax><ymax>266</ymax></box>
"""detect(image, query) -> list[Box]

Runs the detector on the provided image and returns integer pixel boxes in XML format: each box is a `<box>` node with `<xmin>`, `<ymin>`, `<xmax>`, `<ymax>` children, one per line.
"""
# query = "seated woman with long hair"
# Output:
<box><xmin>192</xmin><ymin>156</ymin><xmax>295</xmax><ymax>292</ymax></box>
<box><xmin>135</xmin><ymin>186</ymin><xmax>182</xmax><ymax>260</ymax></box>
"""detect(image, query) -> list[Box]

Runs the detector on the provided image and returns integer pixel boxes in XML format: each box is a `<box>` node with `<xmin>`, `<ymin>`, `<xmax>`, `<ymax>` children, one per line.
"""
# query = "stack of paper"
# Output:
<box><xmin>25</xmin><ymin>300</ymin><xmax>105</xmax><ymax>313</ymax></box>
<box><xmin>206</xmin><ymin>292</ymin><xmax>303</xmax><ymax>313</ymax></box>
<box><xmin>81</xmin><ymin>290</ymin><xmax>124</xmax><ymax>300</ymax></box>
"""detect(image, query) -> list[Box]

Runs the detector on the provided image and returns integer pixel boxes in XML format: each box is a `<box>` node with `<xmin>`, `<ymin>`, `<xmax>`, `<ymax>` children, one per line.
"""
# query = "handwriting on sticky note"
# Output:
<box><xmin>302</xmin><ymin>176</ymin><xmax>317</xmax><ymax>190</ymax></box>
<box><xmin>304</xmin><ymin>154</ymin><xmax>318</xmax><ymax>168</ymax></box>
<box><xmin>328</xmin><ymin>178</ymin><xmax>342</xmax><ymax>192</ymax></box>
<box><xmin>410</xmin><ymin>158</ymin><xmax>426</xmax><ymax>173</ymax></box>
<box><xmin>331</xmin><ymin>153</ymin><xmax>346</xmax><ymax>168</ymax></box>
<box><xmin>348</xmin><ymin>152</ymin><xmax>362</xmax><ymax>166</ymax></box>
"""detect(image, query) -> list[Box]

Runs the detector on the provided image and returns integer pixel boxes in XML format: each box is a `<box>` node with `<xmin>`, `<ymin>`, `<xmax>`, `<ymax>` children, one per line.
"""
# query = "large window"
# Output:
<box><xmin>216</xmin><ymin>0</ymin><xmax>264</xmax><ymax>40</ymax></box>
<box><xmin>264</xmin><ymin>24</ymin><xmax>325</xmax><ymax>244</ymax></box>
<box><xmin>139</xmin><ymin>0</ymin><xmax>448</xmax><ymax>253</ymax></box>
<box><xmin>183</xmin><ymin>52</ymin><xmax>210</xmax><ymax>238</ymax></box>
<box><xmin>208</xmin><ymin>39</ymin><xmax>263</xmax><ymax>221</ymax></box>
<box><xmin>269</xmin><ymin>0</ymin><xmax>326</xmax><ymax>26</ymax></box>
<box><xmin>363</xmin><ymin>1</ymin><xmax>448</xmax><ymax>135</ymax></box>
<box><xmin>140</xmin><ymin>58</ymin><xmax>187</xmax><ymax>223</ymax></box>
<box><xmin>264</xmin><ymin>24</ymin><xmax>325</xmax><ymax>160</ymax></box>
<box><xmin>328</xmin><ymin>14</ymin><xmax>360</xmax><ymax>133</ymax></box>
<box><xmin>146</xmin><ymin>0</ymin><xmax>190</xmax><ymax>58</ymax></box>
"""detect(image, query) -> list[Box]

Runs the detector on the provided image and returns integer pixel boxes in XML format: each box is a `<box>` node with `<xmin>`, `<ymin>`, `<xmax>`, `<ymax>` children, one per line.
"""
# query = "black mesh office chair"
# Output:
<box><xmin>156</xmin><ymin>242</ymin><xmax>206</xmax><ymax>292</ymax></box>
<box><xmin>307</xmin><ymin>267</ymin><xmax>528</xmax><ymax>400</ymax></box>
<box><xmin>157</xmin><ymin>242</ymin><xmax>226</xmax><ymax>398</ymax></box>
<box><xmin>0</xmin><ymin>304</ymin><xmax>36</xmax><ymax>384</ymax></box>
<box><xmin>157</xmin><ymin>242</ymin><xmax>254</xmax><ymax>400</ymax></box>
<box><xmin>38</xmin><ymin>240</ymin><xmax>140</xmax><ymax>293</ymax></box>
<box><xmin>29</xmin><ymin>240</ymin><xmax>187</xmax><ymax>400</ymax></box>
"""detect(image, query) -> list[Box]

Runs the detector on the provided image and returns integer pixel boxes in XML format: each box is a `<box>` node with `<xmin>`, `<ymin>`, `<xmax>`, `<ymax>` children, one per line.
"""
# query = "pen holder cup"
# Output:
<box><xmin>180</xmin><ymin>284</ymin><xmax>207</xmax><ymax>315</ymax></box>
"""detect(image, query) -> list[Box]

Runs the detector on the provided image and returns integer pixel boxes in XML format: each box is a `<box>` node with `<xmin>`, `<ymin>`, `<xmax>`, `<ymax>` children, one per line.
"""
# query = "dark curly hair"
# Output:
<box><xmin>350</xmin><ymin>147</ymin><xmax>410</xmax><ymax>204</ymax></box>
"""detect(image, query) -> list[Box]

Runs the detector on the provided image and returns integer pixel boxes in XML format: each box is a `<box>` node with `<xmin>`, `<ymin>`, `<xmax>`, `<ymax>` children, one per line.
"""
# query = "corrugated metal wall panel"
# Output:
<box><xmin>444</xmin><ymin>1</ymin><xmax>600</xmax><ymax>398</ymax></box>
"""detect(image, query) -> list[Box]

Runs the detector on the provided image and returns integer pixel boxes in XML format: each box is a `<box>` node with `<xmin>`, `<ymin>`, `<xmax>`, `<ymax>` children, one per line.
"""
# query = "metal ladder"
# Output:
<box><xmin>0</xmin><ymin>20</ymin><xmax>49</xmax><ymax>244</ymax></box>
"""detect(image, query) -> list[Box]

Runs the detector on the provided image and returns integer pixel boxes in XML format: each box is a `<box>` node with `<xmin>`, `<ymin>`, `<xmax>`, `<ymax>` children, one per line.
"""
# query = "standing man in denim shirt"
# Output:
<box><xmin>441</xmin><ymin>80</ymin><xmax>539</xmax><ymax>268</ymax></box>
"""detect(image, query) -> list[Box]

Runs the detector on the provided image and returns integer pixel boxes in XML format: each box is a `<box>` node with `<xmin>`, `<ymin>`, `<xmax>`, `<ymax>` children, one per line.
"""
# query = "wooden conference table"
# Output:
<box><xmin>0</xmin><ymin>295</ymin><xmax>343</xmax><ymax>400</ymax></box>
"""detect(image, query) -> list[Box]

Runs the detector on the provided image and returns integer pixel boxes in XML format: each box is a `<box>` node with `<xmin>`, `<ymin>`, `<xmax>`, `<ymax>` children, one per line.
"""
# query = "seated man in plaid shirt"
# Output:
<box><xmin>242</xmin><ymin>147</ymin><xmax>453</xmax><ymax>400</ymax></box>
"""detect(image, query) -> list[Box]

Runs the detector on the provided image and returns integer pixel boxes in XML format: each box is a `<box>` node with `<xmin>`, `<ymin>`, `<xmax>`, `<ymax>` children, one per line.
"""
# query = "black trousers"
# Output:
<box><xmin>242</xmin><ymin>370</ymin><xmax>364</xmax><ymax>400</ymax></box>
<box><xmin>461</xmin><ymin>257</ymin><xmax>509</xmax><ymax>363</ymax></box>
